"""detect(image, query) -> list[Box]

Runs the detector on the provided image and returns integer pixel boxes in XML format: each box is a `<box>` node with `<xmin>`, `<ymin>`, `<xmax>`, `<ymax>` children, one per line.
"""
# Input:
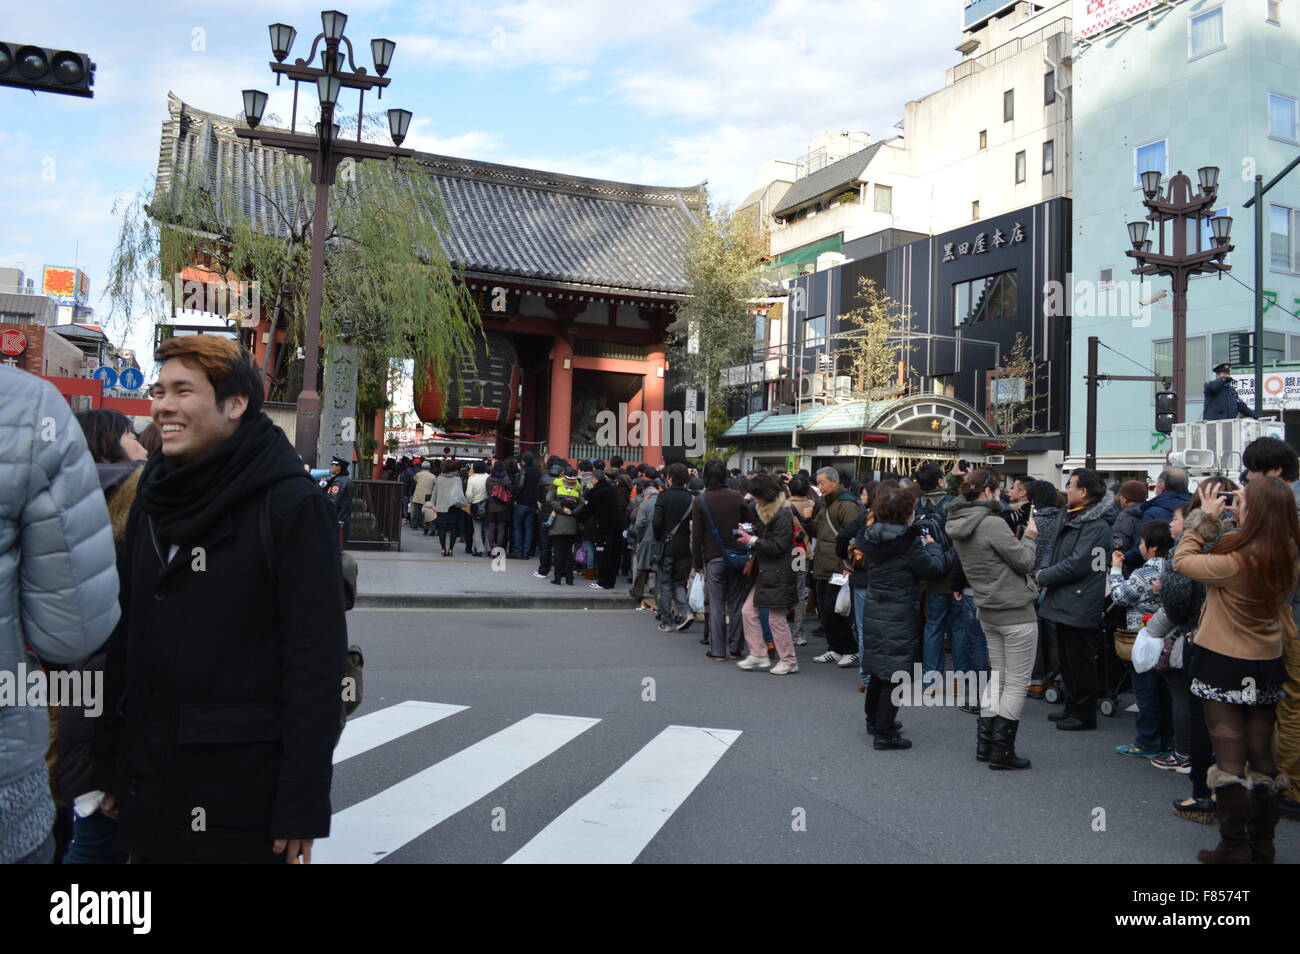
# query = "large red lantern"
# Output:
<box><xmin>414</xmin><ymin>331</ymin><xmax>520</xmax><ymax>432</ymax></box>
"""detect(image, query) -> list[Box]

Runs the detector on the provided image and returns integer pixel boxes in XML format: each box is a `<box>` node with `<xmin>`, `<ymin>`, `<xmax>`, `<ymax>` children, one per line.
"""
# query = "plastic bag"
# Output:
<box><xmin>1131</xmin><ymin>626</ymin><xmax>1162</xmax><ymax>673</ymax></box>
<box><xmin>688</xmin><ymin>573</ymin><xmax>706</xmax><ymax>614</ymax></box>
<box><xmin>834</xmin><ymin>581</ymin><xmax>852</xmax><ymax>616</ymax></box>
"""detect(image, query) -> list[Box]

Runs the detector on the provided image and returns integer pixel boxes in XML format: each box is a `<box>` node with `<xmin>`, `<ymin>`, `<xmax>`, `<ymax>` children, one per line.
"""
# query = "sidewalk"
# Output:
<box><xmin>351</xmin><ymin>526</ymin><xmax>638</xmax><ymax>610</ymax></box>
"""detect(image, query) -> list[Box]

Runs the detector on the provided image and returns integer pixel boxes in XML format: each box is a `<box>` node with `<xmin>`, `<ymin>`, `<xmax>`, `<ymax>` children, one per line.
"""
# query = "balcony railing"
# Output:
<box><xmin>947</xmin><ymin>20</ymin><xmax>1072</xmax><ymax>84</ymax></box>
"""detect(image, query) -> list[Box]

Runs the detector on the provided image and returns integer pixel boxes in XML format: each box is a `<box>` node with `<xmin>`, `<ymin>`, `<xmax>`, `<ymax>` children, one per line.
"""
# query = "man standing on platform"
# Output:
<box><xmin>1203</xmin><ymin>363</ymin><xmax>1258</xmax><ymax>421</ymax></box>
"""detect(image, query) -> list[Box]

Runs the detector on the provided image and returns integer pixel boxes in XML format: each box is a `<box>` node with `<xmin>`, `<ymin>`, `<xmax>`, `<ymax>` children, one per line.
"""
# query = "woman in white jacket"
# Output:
<box><xmin>466</xmin><ymin>460</ymin><xmax>489</xmax><ymax>556</ymax></box>
<box><xmin>428</xmin><ymin>459</ymin><xmax>470</xmax><ymax>555</ymax></box>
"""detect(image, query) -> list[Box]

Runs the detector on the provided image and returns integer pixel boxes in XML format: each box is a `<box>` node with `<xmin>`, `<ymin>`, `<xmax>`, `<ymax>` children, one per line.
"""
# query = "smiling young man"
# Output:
<box><xmin>92</xmin><ymin>334</ymin><xmax>347</xmax><ymax>864</ymax></box>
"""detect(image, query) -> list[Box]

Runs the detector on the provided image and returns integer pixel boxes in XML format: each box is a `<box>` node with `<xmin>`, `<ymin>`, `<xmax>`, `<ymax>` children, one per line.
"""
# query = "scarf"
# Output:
<box><xmin>136</xmin><ymin>412</ymin><xmax>305</xmax><ymax>544</ymax></box>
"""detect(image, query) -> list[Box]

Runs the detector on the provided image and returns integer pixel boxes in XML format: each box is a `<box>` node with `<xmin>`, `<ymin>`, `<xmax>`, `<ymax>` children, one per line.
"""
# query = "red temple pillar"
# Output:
<box><xmin>548</xmin><ymin>335</ymin><xmax>573</xmax><ymax>462</ymax></box>
<box><xmin>644</xmin><ymin>346</ymin><xmax>666</xmax><ymax>466</ymax></box>
<box><xmin>372</xmin><ymin>409</ymin><xmax>385</xmax><ymax>478</ymax></box>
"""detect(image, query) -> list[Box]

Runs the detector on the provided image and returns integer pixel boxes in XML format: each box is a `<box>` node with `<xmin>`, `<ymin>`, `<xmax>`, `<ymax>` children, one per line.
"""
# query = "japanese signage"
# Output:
<box><xmin>319</xmin><ymin>343</ymin><xmax>359</xmax><ymax>468</ymax></box>
<box><xmin>720</xmin><ymin>359</ymin><xmax>782</xmax><ymax>387</ymax></box>
<box><xmin>0</xmin><ymin>328</ymin><xmax>27</xmax><ymax>356</ymax></box>
<box><xmin>471</xmin><ymin>285</ymin><xmax>521</xmax><ymax>319</ymax></box>
<box><xmin>1232</xmin><ymin>373</ymin><xmax>1300</xmax><ymax>410</ymax></box>
<box><xmin>42</xmin><ymin>266</ymin><xmax>89</xmax><ymax>306</ymax></box>
<box><xmin>942</xmin><ymin>223</ymin><xmax>1024</xmax><ymax>263</ymax></box>
<box><xmin>1079</xmin><ymin>0</ymin><xmax>1160</xmax><ymax>39</ymax></box>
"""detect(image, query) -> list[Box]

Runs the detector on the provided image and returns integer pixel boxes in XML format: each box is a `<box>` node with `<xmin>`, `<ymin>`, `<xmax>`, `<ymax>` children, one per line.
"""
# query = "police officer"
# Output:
<box><xmin>1202</xmin><ymin>362</ymin><xmax>1258</xmax><ymax>421</ymax></box>
<box><xmin>320</xmin><ymin>455</ymin><xmax>354</xmax><ymax>549</ymax></box>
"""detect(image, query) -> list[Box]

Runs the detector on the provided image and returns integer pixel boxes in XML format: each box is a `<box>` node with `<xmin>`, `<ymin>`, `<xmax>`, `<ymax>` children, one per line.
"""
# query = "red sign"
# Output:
<box><xmin>1</xmin><ymin>329</ymin><xmax>28</xmax><ymax>356</ymax></box>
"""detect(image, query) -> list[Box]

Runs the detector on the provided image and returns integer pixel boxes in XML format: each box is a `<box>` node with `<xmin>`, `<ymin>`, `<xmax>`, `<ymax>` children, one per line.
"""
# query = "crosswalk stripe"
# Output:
<box><xmin>504</xmin><ymin>724</ymin><xmax>741</xmax><ymax>865</ymax></box>
<box><xmin>333</xmin><ymin>701</ymin><xmax>468</xmax><ymax>765</ymax></box>
<box><xmin>317</xmin><ymin>712</ymin><xmax>600</xmax><ymax>864</ymax></box>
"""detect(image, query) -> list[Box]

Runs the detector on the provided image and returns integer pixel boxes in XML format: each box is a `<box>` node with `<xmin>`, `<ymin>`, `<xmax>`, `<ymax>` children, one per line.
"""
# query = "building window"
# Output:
<box><xmin>953</xmin><ymin>270</ymin><xmax>1018</xmax><ymax>326</ymax></box>
<box><xmin>1015</xmin><ymin>150</ymin><xmax>1026</xmax><ymax>184</ymax></box>
<box><xmin>873</xmin><ymin>184</ymin><xmax>893</xmax><ymax>214</ymax></box>
<box><xmin>1267</xmin><ymin>0</ymin><xmax>1281</xmax><ymax>25</ymax></box>
<box><xmin>972</xmin><ymin>200</ymin><xmax>980</xmax><ymax>220</ymax></box>
<box><xmin>1269</xmin><ymin>92</ymin><xmax>1298</xmax><ymax>142</ymax></box>
<box><xmin>1212</xmin><ymin>330</ymin><xmax>1285</xmax><ymax>367</ymax></box>
<box><xmin>1100</xmin><ymin>266</ymin><xmax>1115</xmax><ymax>288</ymax></box>
<box><xmin>1004</xmin><ymin>89</ymin><xmax>1014</xmax><ymax>122</ymax></box>
<box><xmin>754</xmin><ymin>311</ymin><xmax>767</xmax><ymax>343</ymax></box>
<box><xmin>979</xmin><ymin>129</ymin><xmax>987</xmax><ymax>150</ymax></box>
<box><xmin>803</xmin><ymin>315</ymin><xmax>826</xmax><ymax>349</ymax></box>
<box><xmin>1043</xmin><ymin>139</ymin><xmax>1055</xmax><ymax>175</ymax></box>
<box><xmin>1189</xmin><ymin>5</ymin><xmax>1226</xmax><ymax>60</ymax></box>
<box><xmin>1270</xmin><ymin>204</ymin><xmax>1298</xmax><ymax>272</ymax></box>
<box><xmin>1154</xmin><ymin>335</ymin><xmax>1208</xmax><ymax>403</ymax></box>
<box><xmin>1135</xmin><ymin>138</ymin><xmax>1167</xmax><ymax>187</ymax></box>
<box><xmin>932</xmin><ymin>374</ymin><xmax>955</xmax><ymax>397</ymax></box>
<box><xmin>1045</xmin><ymin>69</ymin><xmax>1056</xmax><ymax>106</ymax></box>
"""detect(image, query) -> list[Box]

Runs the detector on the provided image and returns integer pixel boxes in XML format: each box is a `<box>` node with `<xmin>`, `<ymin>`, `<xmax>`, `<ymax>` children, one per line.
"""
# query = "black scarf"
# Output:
<box><xmin>136</xmin><ymin>412</ymin><xmax>306</xmax><ymax>544</ymax></box>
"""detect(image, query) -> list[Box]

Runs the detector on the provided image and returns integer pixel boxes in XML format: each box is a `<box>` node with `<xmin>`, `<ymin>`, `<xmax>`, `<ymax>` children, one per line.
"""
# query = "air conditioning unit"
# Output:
<box><xmin>799</xmin><ymin>373</ymin><xmax>829</xmax><ymax>400</ymax></box>
<box><xmin>832</xmin><ymin>375</ymin><xmax>853</xmax><ymax>400</ymax></box>
<box><xmin>1171</xmin><ymin>418</ymin><xmax>1284</xmax><ymax>468</ymax></box>
<box><xmin>986</xmin><ymin>455</ymin><xmax>1005</xmax><ymax>465</ymax></box>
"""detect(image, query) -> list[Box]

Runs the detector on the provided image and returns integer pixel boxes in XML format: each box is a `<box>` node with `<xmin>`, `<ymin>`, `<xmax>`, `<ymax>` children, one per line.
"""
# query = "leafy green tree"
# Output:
<box><xmin>834</xmin><ymin>276</ymin><xmax>915</xmax><ymax>400</ymax></box>
<box><xmin>669</xmin><ymin>200</ymin><xmax>767</xmax><ymax>459</ymax></box>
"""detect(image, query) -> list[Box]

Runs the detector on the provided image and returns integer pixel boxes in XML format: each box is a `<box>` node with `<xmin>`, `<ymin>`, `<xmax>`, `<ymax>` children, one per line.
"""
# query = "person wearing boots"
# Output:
<box><xmin>945</xmin><ymin>469</ymin><xmax>1040</xmax><ymax>769</ymax></box>
<box><xmin>1173</xmin><ymin>478</ymin><xmax>1297</xmax><ymax>864</ymax></box>
<box><xmin>855</xmin><ymin>482</ymin><xmax>946</xmax><ymax>750</ymax></box>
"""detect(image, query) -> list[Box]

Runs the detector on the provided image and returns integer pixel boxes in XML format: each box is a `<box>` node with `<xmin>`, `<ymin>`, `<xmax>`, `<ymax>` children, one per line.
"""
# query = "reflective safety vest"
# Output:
<box><xmin>554</xmin><ymin>480</ymin><xmax>580</xmax><ymax>500</ymax></box>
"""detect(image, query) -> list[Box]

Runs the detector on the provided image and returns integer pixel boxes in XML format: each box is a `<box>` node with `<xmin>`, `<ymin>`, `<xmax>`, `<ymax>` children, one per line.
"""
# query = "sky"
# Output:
<box><xmin>1</xmin><ymin>0</ymin><xmax>966</xmax><ymax>376</ymax></box>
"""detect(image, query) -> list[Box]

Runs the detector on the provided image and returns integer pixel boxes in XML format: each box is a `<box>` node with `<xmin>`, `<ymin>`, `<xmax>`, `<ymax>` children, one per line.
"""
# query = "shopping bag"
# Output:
<box><xmin>834</xmin><ymin>581</ymin><xmax>852</xmax><ymax>617</ymax></box>
<box><xmin>688</xmin><ymin>573</ymin><xmax>706</xmax><ymax>614</ymax></box>
<box><xmin>1131</xmin><ymin>626</ymin><xmax>1162</xmax><ymax>673</ymax></box>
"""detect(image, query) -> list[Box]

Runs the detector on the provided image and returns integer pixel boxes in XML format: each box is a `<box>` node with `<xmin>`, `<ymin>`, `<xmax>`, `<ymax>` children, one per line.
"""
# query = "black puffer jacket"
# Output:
<box><xmin>749</xmin><ymin>507</ymin><xmax>796</xmax><ymax>609</ymax></box>
<box><xmin>856</xmin><ymin>521</ymin><xmax>946</xmax><ymax>681</ymax></box>
<box><xmin>1029</xmin><ymin>505</ymin><xmax>1065</xmax><ymax>574</ymax></box>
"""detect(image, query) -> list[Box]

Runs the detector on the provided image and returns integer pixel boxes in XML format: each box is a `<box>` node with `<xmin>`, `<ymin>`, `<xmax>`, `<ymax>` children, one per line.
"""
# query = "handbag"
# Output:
<box><xmin>649</xmin><ymin>501</ymin><xmax>693</xmax><ymax>565</ymax></box>
<box><xmin>699</xmin><ymin>495</ymin><xmax>751</xmax><ymax>573</ymax></box>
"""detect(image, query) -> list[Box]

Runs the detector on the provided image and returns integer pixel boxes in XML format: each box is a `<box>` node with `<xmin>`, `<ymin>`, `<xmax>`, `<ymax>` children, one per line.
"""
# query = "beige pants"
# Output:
<box><xmin>980</xmin><ymin>619</ymin><xmax>1039</xmax><ymax>721</ymax></box>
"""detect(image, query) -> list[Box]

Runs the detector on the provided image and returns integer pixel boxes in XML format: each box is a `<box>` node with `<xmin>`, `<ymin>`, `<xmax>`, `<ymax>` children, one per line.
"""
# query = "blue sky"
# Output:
<box><xmin>1</xmin><ymin>0</ymin><xmax>963</xmax><ymax>366</ymax></box>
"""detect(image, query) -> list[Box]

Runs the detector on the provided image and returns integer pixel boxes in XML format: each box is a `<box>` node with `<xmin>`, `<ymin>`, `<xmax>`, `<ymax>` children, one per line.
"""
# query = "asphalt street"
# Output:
<box><xmin>328</xmin><ymin>608</ymin><xmax>1299</xmax><ymax>864</ymax></box>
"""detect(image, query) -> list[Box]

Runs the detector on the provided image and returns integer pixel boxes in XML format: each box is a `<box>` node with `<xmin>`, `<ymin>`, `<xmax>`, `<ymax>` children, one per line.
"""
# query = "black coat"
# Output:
<box><xmin>92</xmin><ymin>442</ymin><xmax>347</xmax><ymax>862</ymax></box>
<box><xmin>1037</xmin><ymin>492</ymin><xmax>1116</xmax><ymax>630</ymax></box>
<box><xmin>652</xmin><ymin>486</ymin><xmax>694</xmax><ymax>560</ymax></box>
<box><xmin>749</xmin><ymin>507</ymin><xmax>796</xmax><ymax>608</ymax></box>
<box><xmin>575</xmin><ymin>477</ymin><xmax>625</xmax><ymax>540</ymax></box>
<box><xmin>857</xmin><ymin>522</ymin><xmax>946</xmax><ymax>681</ymax></box>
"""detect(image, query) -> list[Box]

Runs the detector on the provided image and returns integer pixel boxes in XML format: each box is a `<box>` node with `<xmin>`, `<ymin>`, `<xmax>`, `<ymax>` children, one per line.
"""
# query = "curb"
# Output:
<box><xmin>354</xmin><ymin>593</ymin><xmax>635</xmax><ymax>610</ymax></box>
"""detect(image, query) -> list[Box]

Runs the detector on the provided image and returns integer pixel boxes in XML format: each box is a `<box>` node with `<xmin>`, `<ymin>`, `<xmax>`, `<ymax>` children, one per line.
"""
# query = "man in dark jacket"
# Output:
<box><xmin>693</xmin><ymin>460</ymin><xmax>753</xmax><ymax>659</ymax></box>
<box><xmin>92</xmin><ymin>334</ymin><xmax>346</xmax><ymax>864</ymax></box>
<box><xmin>807</xmin><ymin>467</ymin><xmax>861</xmax><ymax>665</ymax></box>
<box><xmin>653</xmin><ymin>463</ymin><xmax>695</xmax><ymax>632</ymax></box>
<box><xmin>512</xmin><ymin>451</ymin><xmax>542</xmax><ymax>559</ymax></box>
<box><xmin>1111</xmin><ymin>480</ymin><xmax>1148</xmax><ymax>555</ymax></box>
<box><xmin>914</xmin><ymin>462</ymin><xmax>962</xmax><ymax>676</ymax></box>
<box><xmin>574</xmin><ymin>469</ymin><xmax>625</xmax><ymax>589</ymax></box>
<box><xmin>1202</xmin><ymin>363</ymin><xmax>1257</xmax><ymax>421</ymax></box>
<box><xmin>320</xmin><ymin>455</ymin><xmax>353</xmax><ymax>550</ymax></box>
<box><xmin>1029</xmin><ymin>469</ymin><xmax>1114</xmax><ymax>731</ymax></box>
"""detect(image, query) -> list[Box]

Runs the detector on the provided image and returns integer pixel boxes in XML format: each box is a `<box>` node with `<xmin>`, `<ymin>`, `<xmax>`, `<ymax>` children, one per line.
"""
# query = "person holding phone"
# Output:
<box><xmin>1173</xmin><ymin>476</ymin><xmax>1297</xmax><ymax>864</ymax></box>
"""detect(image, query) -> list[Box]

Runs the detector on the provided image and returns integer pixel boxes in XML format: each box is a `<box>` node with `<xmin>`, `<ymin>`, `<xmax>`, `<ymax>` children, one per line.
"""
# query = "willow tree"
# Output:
<box><xmin>106</xmin><ymin>111</ymin><xmax>480</xmax><ymax>458</ymax></box>
<box><xmin>669</xmin><ymin>200</ymin><xmax>767</xmax><ymax>460</ymax></box>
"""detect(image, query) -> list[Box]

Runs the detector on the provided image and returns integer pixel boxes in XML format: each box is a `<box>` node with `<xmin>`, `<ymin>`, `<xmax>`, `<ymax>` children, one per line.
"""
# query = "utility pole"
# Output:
<box><xmin>1242</xmin><ymin>153</ymin><xmax>1300</xmax><ymax>416</ymax></box>
<box><xmin>1083</xmin><ymin>335</ymin><xmax>1171</xmax><ymax>474</ymax></box>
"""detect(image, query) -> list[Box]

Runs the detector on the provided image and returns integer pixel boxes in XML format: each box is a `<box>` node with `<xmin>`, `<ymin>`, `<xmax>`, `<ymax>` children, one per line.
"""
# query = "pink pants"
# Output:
<box><xmin>741</xmin><ymin>587</ymin><xmax>796</xmax><ymax>666</ymax></box>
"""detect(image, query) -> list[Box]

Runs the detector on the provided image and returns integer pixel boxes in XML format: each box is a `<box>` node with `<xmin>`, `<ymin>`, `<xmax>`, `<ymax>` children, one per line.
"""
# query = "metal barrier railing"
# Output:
<box><xmin>346</xmin><ymin>479</ymin><xmax>404</xmax><ymax>550</ymax></box>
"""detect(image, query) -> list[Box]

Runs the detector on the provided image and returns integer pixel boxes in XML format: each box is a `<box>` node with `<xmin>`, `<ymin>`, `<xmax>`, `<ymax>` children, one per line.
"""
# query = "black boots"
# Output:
<box><xmin>988</xmin><ymin>716</ymin><xmax>1031</xmax><ymax>770</ymax></box>
<box><xmin>1246</xmin><ymin>771</ymin><xmax>1283</xmax><ymax>865</ymax></box>
<box><xmin>976</xmin><ymin>717</ymin><xmax>994</xmax><ymax>762</ymax></box>
<box><xmin>1198</xmin><ymin>767</ymin><xmax>1252</xmax><ymax>864</ymax></box>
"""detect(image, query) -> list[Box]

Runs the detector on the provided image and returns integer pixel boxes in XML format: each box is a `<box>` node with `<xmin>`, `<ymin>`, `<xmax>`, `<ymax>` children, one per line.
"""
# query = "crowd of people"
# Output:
<box><xmin>385</xmin><ymin>443</ymin><xmax>1300</xmax><ymax>864</ymax></box>
<box><xmin>1</xmin><ymin>328</ymin><xmax>1296</xmax><ymax>865</ymax></box>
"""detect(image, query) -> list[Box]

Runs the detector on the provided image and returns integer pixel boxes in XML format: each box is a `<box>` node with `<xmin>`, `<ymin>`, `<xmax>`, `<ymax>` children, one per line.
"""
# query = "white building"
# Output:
<box><xmin>748</xmin><ymin>0</ymin><xmax>1073</xmax><ymax>279</ymax></box>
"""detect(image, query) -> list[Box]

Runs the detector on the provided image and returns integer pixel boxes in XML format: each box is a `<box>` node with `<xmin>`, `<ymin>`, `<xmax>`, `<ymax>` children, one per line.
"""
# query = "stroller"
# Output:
<box><xmin>1040</xmin><ymin>603</ymin><xmax>1133</xmax><ymax>717</ymax></box>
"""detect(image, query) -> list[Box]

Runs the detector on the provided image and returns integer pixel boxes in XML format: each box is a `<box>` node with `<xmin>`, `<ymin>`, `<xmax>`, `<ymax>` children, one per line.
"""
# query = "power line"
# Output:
<box><xmin>1221</xmin><ymin>269</ymin><xmax>1300</xmax><ymax>321</ymax></box>
<box><xmin>1096</xmin><ymin>340</ymin><xmax>1162</xmax><ymax>378</ymax></box>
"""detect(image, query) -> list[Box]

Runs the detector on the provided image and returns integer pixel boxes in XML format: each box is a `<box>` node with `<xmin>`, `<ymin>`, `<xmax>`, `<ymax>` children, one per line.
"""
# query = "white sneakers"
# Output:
<box><xmin>769</xmin><ymin>661</ymin><xmax>799</xmax><ymax>675</ymax></box>
<box><xmin>812</xmin><ymin>650</ymin><xmax>843</xmax><ymax>664</ymax></box>
<box><xmin>736</xmin><ymin>655</ymin><xmax>771</xmax><ymax>670</ymax></box>
<box><xmin>836</xmin><ymin>653</ymin><xmax>861</xmax><ymax>668</ymax></box>
<box><xmin>793</xmin><ymin>635</ymin><xmax>808</xmax><ymax>646</ymax></box>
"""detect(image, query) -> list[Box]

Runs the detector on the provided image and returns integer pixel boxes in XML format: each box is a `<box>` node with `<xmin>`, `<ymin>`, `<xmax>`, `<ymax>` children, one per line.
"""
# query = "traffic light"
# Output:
<box><xmin>0</xmin><ymin>42</ymin><xmax>95</xmax><ymax>97</ymax></box>
<box><xmin>1155</xmin><ymin>391</ymin><xmax>1177</xmax><ymax>434</ymax></box>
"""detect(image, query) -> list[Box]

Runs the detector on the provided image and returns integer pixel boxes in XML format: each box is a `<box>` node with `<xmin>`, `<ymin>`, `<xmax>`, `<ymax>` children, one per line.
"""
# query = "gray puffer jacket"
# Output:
<box><xmin>1</xmin><ymin>368</ymin><xmax>120</xmax><ymax>860</ymax></box>
<box><xmin>1037</xmin><ymin>492</ymin><xmax>1116</xmax><ymax>630</ymax></box>
<box><xmin>945</xmin><ymin>497</ymin><xmax>1039</xmax><ymax>627</ymax></box>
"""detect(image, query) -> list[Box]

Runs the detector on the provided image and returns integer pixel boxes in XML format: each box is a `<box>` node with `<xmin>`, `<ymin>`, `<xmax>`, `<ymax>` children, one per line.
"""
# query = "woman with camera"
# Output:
<box><xmin>1173</xmin><ymin>477</ymin><xmax>1298</xmax><ymax>864</ymax></box>
<box><xmin>945</xmin><ymin>469</ymin><xmax>1041</xmax><ymax>768</ymax></box>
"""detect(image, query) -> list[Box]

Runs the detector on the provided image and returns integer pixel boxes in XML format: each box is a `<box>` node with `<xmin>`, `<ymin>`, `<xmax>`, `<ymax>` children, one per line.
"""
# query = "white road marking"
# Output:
<box><xmin>505</xmin><ymin>725</ymin><xmax>741</xmax><ymax>865</ymax></box>
<box><xmin>333</xmin><ymin>701</ymin><xmax>468</xmax><ymax>765</ymax></box>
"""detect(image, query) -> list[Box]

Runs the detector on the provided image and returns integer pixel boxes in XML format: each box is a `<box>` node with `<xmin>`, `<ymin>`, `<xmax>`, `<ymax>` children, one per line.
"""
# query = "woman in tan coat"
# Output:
<box><xmin>1173</xmin><ymin>477</ymin><xmax>1299</xmax><ymax>864</ymax></box>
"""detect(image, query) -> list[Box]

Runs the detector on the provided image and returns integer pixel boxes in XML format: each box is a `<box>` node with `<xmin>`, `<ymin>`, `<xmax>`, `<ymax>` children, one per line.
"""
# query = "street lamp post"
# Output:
<box><xmin>1126</xmin><ymin>167</ymin><xmax>1233</xmax><ymax>424</ymax></box>
<box><xmin>1241</xmin><ymin>154</ymin><xmax>1300</xmax><ymax>416</ymax></box>
<box><xmin>235</xmin><ymin>10</ymin><xmax>415</xmax><ymax>467</ymax></box>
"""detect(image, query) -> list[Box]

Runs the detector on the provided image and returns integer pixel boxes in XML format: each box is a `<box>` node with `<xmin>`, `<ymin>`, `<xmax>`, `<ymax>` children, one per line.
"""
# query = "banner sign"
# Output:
<box><xmin>1078</xmin><ymin>0</ymin><xmax>1161</xmax><ymax>39</ymax></box>
<box><xmin>42</xmin><ymin>266</ymin><xmax>90</xmax><ymax>306</ymax></box>
<box><xmin>1231</xmin><ymin>372</ymin><xmax>1300</xmax><ymax>410</ymax></box>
